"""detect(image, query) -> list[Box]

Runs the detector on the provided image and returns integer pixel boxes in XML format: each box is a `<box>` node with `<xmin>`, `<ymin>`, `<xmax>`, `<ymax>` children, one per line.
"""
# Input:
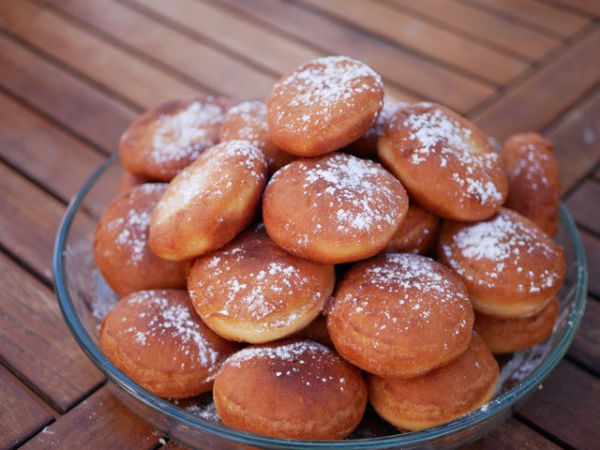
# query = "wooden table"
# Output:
<box><xmin>1</xmin><ymin>0</ymin><xmax>599</xmax><ymax>448</ymax></box>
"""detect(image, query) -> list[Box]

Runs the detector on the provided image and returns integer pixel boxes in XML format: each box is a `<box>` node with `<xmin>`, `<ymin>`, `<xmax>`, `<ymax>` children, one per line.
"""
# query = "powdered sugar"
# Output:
<box><xmin>222</xmin><ymin>101</ymin><xmax>269</xmax><ymax>151</ymax></box>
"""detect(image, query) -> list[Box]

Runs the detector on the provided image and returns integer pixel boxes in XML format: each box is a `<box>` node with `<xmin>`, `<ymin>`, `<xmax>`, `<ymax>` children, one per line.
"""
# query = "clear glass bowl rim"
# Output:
<box><xmin>53</xmin><ymin>153</ymin><xmax>588</xmax><ymax>449</ymax></box>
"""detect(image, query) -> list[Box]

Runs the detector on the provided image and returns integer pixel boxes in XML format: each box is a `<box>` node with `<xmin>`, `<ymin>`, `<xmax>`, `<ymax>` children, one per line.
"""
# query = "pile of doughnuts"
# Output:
<box><xmin>94</xmin><ymin>55</ymin><xmax>565</xmax><ymax>440</ymax></box>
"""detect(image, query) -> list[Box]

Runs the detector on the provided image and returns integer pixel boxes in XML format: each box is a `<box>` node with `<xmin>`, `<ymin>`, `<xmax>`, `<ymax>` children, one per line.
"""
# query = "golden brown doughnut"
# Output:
<box><xmin>100</xmin><ymin>289</ymin><xmax>238</xmax><ymax>398</ymax></box>
<box><xmin>438</xmin><ymin>208</ymin><xmax>565</xmax><ymax>318</ymax></box>
<box><xmin>213</xmin><ymin>339</ymin><xmax>367</xmax><ymax>440</ymax></box>
<box><xmin>474</xmin><ymin>296</ymin><xmax>559</xmax><ymax>354</ymax></box>
<box><xmin>267</xmin><ymin>56</ymin><xmax>384</xmax><ymax>156</ymax></box>
<box><xmin>93</xmin><ymin>184</ymin><xmax>190</xmax><ymax>296</ymax></box>
<box><xmin>119</xmin><ymin>95</ymin><xmax>232</xmax><ymax>181</ymax></box>
<box><xmin>263</xmin><ymin>152</ymin><xmax>408</xmax><ymax>263</ymax></box>
<box><xmin>385</xmin><ymin>202</ymin><xmax>439</xmax><ymax>255</ymax></box>
<box><xmin>187</xmin><ymin>225</ymin><xmax>335</xmax><ymax>343</ymax></box>
<box><xmin>368</xmin><ymin>332</ymin><xmax>498</xmax><ymax>431</ymax></box>
<box><xmin>346</xmin><ymin>97</ymin><xmax>408</xmax><ymax>159</ymax></box>
<box><xmin>327</xmin><ymin>253</ymin><xmax>474</xmax><ymax>378</ymax></box>
<box><xmin>148</xmin><ymin>140</ymin><xmax>267</xmax><ymax>261</ymax></box>
<box><xmin>501</xmin><ymin>132</ymin><xmax>561</xmax><ymax>236</ymax></box>
<box><xmin>289</xmin><ymin>314</ymin><xmax>333</xmax><ymax>348</ymax></box>
<box><xmin>118</xmin><ymin>171</ymin><xmax>151</xmax><ymax>194</ymax></box>
<box><xmin>378</xmin><ymin>102</ymin><xmax>508</xmax><ymax>221</ymax></box>
<box><xmin>219</xmin><ymin>100</ymin><xmax>295</xmax><ymax>175</ymax></box>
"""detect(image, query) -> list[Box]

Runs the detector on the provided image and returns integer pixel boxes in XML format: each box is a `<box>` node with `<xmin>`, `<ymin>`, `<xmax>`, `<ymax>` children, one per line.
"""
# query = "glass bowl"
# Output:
<box><xmin>54</xmin><ymin>153</ymin><xmax>587</xmax><ymax>449</ymax></box>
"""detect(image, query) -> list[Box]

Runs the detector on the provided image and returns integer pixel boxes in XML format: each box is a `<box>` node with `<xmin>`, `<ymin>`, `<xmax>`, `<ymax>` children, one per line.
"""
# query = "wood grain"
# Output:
<box><xmin>464</xmin><ymin>0</ymin><xmax>589</xmax><ymax>38</ymax></box>
<box><xmin>215</xmin><ymin>0</ymin><xmax>494</xmax><ymax>113</ymax></box>
<box><xmin>565</xmin><ymin>179</ymin><xmax>600</xmax><ymax>234</ymax></box>
<box><xmin>0</xmin><ymin>33</ymin><xmax>135</xmax><ymax>154</ymax></box>
<box><xmin>388</xmin><ymin>0</ymin><xmax>561</xmax><ymax>61</ymax></box>
<box><xmin>466</xmin><ymin>417</ymin><xmax>560</xmax><ymax>449</ymax></box>
<box><xmin>517</xmin><ymin>360</ymin><xmax>600</xmax><ymax>449</ymax></box>
<box><xmin>48</xmin><ymin>0</ymin><xmax>276</xmax><ymax>100</ymax></box>
<box><xmin>545</xmin><ymin>87</ymin><xmax>600</xmax><ymax>193</ymax></box>
<box><xmin>549</xmin><ymin>0</ymin><xmax>600</xmax><ymax>17</ymax></box>
<box><xmin>473</xmin><ymin>26</ymin><xmax>600</xmax><ymax>141</ymax></box>
<box><xmin>0</xmin><ymin>251</ymin><xmax>104</xmax><ymax>412</ymax></box>
<box><xmin>22</xmin><ymin>387</ymin><xmax>160</xmax><ymax>450</ymax></box>
<box><xmin>0</xmin><ymin>365</ymin><xmax>54</xmax><ymax>449</ymax></box>
<box><xmin>580</xmin><ymin>231</ymin><xmax>600</xmax><ymax>298</ymax></box>
<box><xmin>568</xmin><ymin>298</ymin><xmax>600</xmax><ymax>375</ymax></box>
<box><xmin>297</xmin><ymin>0</ymin><xmax>528</xmax><ymax>85</ymax></box>
<box><xmin>1</xmin><ymin>0</ymin><xmax>200</xmax><ymax>110</ymax></box>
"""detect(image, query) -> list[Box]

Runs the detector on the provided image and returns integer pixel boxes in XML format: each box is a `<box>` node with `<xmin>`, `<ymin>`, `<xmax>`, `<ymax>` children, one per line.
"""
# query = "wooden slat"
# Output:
<box><xmin>0</xmin><ymin>161</ymin><xmax>77</xmax><ymax>279</ymax></box>
<box><xmin>549</xmin><ymin>0</ymin><xmax>600</xmax><ymax>17</ymax></box>
<box><xmin>388</xmin><ymin>0</ymin><xmax>561</xmax><ymax>61</ymax></box>
<box><xmin>48</xmin><ymin>0</ymin><xmax>276</xmax><ymax>100</ymax></box>
<box><xmin>565</xmin><ymin>179</ymin><xmax>600</xmax><ymax>234</ymax></box>
<box><xmin>22</xmin><ymin>387</ymin><xmax>160</xmax><ymax>450</ymax></box>
<box><xmin>0</xmin><ymin>0</ymin><xmax>200</xmax><ymax>110</ymax></box>
<box><xmin>0</xmin><ymin>365</ymin><xmax>54</xmax><ymax>449</ymax></box>
<box><xmin>568</xmin><ymin>298</ymin><xmax>600</xmax><ymax>375</ymax></box>
<box><xmin>125</xmin><ymin>0</ymin><xmax>320</xmax><ymax>77</ymax></box>
<box><xmin>466</xmin><ymin>417</ymin><xmax>560</xmax><ymax>449</ymax></box>
<box><xmin>581</xmin><ymin>231</ymin><xmax>600</xmax><ymax>298</ymax></box>
<box><xmin>215</xmin><ymin>0</ymin><xmax>494</xmax><ymax>113</ymax></box>
<box><xmin>296</xmin><ymin>0</ymin><xmax>527</xmax><ymax>85</ymax></box>
<box><xmin>0</xmin><ymin>93</ymin><xmax>116</xmax><ymax>208</ymax></box>
<box><xmin>473</xmin><ymin>26</ymin><xmax>600</xmax><ymax>141</ymax></box>
<box><xmin>0</xmin><ymin>33</ymin><xmax>135</xmax><ymax>154</ymax></box>
<box><xmin>545</xmin><ymin>87</ymin><xmax>600</xmax><ymax>193</ymax></box>
<box><xmin>517</xmin><ymin>360</ymin><xmax>600</xmax><ymax>449</ymax></box>
<box><xmin>0</xmin><ymin>251</ymin><xmax>104</xmax><ymax>412</ymax></box>
<box><xmin>464</xmin><ymin>0</ymin><xmax>589</xmax><ymax>38</ymax></box>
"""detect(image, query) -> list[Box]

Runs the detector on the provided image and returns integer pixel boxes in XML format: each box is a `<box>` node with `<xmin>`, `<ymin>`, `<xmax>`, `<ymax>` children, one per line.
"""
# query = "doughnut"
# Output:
<box><xmin>119</xmin><ymin>95</ymin><xmax>232</xmax><ymax>181</ymax></box>
<box><xmin>385</xmin><ymin>202</ymin><xmax>439</xmax><ymax>255</ymax></box>
<box><xmin>148</xmin><ymin>140</ymin><xmax>267</xmax><ymax>261</ymax></box>
<box><xmin>263</xmin><ymin>152</ymin><xmax>408</xmax><ymax>263</ymax></box>
<box><xmin>213</xmin><ymin>339</ymin><xmax>367</xmax><ymax>440</ymax></box>
<box><xmin>267</xmin><ymin>56</ymin><xmax>384</xmax><ymax>156</ymax></box>
<box><xmin>219</xmin><ymin>100</ymin><xmax>295</xmax><ymax>175</ymax></box>
<box><xmin>327</xmin><ymin>253</ymin><xmax>474</xmax><ymax>378</ymax></box>
<box><xmin>378</xmin><ymin>102</ymin><xmax>508</xmax><ymax>221</ymax></box>
<box><xmin>118</xmin><ymin>171</ymin><xmax>151</xmax><ymax>193</ymax></box>
<box><xmin>187</xmin><ymin>225</ymin><xmax>335</xmax><ymax>343</ymax></box>
<box><xmin>368</xmin><ymin>332</ymin><xmax>498</xmax><ymax>431</ymax></box>
<box><xmin>346</xmin><ymin>97</ymin><xmax>407</xmax><ymax>159</ymax></box>
<box><xmin>289</xmin><ymin>314</ymin><xmax>333</xmax><ymax>348</ymax></box>
<box><xmin>93</xmin><ymin>184</ymin><xmax>190</xmax><ymax>296</ymax></box>
<box><xmin>100</xmin><ymin>289</ymin><xmax>238</xmax><ymax>398</ymax></box>
<box><xmin>474</xmin><ymin>296</ymin><xmax>559</xmax><ymax>354</ymax></box>
<box><xmin>501</xmin><ymin>132</ymin><xmax>561</xmax><ymax>236</ymax></box>
<box><xmin>438</xmin><ymin>208</ymin><xmax>565</xmax><ymax>318</ymax></box>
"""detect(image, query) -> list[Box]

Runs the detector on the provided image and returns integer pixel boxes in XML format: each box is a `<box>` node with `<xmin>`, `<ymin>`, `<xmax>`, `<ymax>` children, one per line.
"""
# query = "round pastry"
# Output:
<box><xmin>267</xmin><ymin>55</ymin><xmax>384</xmax><ymax>156</ymax></box>
<box><xmin>263</xmin><ymin>152</ymin><xmax>409</xmax><ymax>263</ymax></box>
<box><xmin>368</xmin><ymin>332</ymin><xmax>498</xmax><ymax>431</ymax></box>
<box><xmin>93</xmin><ymin>183</ymin><xmax>190</xmax><ymax>296</ymax></box>
<box><xmin>213</xmin><ymin>339</ymin><xmax>367</xmax><ymax>440</ymax></box>
<box><xmin>119</xmin><ymin>171</ymin><xmax>151</xmax><ymax>193</ymax></box>
<box><xmin>187</xmin><ymin>225</ymin><xmax>335</xmax><ymax>343</ymax></box>
<box><xmin>100</xmin><ymin>289</ymin><xmax>238</xmax><ymax>398</ymax></box>
<box><xmin>148</xmin><ymin>140</ymin><xmax>267</xmax><ymax>261</ymax></box>
<box><xmin>474</xmin><ymin>296</ymin><xmax>559</xmax><ymax>354</ymax></box>
<box><xmin>346</xmin><ymin>97</ymin><xmax>407</xmax><ymax>159</ymax></box>
<box><xmin>119</xmin><ymin>95</ymin><xmax>232</xmax><ymax>181</ymax></box>
<box><xmin>378</xmin><ymin>102</ymin><xmax>508</xmax><ymax>221</ymax></box>
<box><xmin>327</xmin><ymin>253</ymin><xmax>474</xmax><ymax>378</ymax></box>
<box><xmin>385</xmin><ymin>202</ymin><xmax>439</xmax><ymax>255</ymax></box>
<box><xmin>219</xmin><ymin>100</ymin><xmax>295</xmax><ymax>175</ymax></box>
<box><xmin>438</xmin><ymin>208</ymin><xmax>565</xmax><ymax>318</ymax></box>
<box><xmin>289</xmin><ymin>314</ymin><xmax>333</xmax><ymax>348</ymax></box>
<box><xmin>501</xmin><ymin>132</ymin><xmax>561</xmax><ymax>236</ymax></box>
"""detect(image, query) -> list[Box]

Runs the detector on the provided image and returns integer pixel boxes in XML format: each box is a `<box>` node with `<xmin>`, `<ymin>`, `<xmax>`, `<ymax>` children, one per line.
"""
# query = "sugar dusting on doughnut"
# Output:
<box><xmin>441</xmin><ymin>209</ymin><xmax>562</xmax><ymax>293</ymax></box>
<box><xmin>149</xmin><ymin>100</ymin><xmax>226</xmax><ymax>165</ymax></box>
<box><xmin>395</xmin><ymin>104</ymin><xmax>503</xmax><ymax>206</ymax></box>
<box><xmin>122</xmin><ymin>290</ymin><xmax>222</xmax><ymax>371</ymax></box>
<box><xmin>272</xmin><ymin>56</ymin><xmax>383</xmax><ymax>134</ymax></box>
<box><xmin>223</xmin><ymin>101</ymin><xmax>268</xmax><ymax>150</ymax></box>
